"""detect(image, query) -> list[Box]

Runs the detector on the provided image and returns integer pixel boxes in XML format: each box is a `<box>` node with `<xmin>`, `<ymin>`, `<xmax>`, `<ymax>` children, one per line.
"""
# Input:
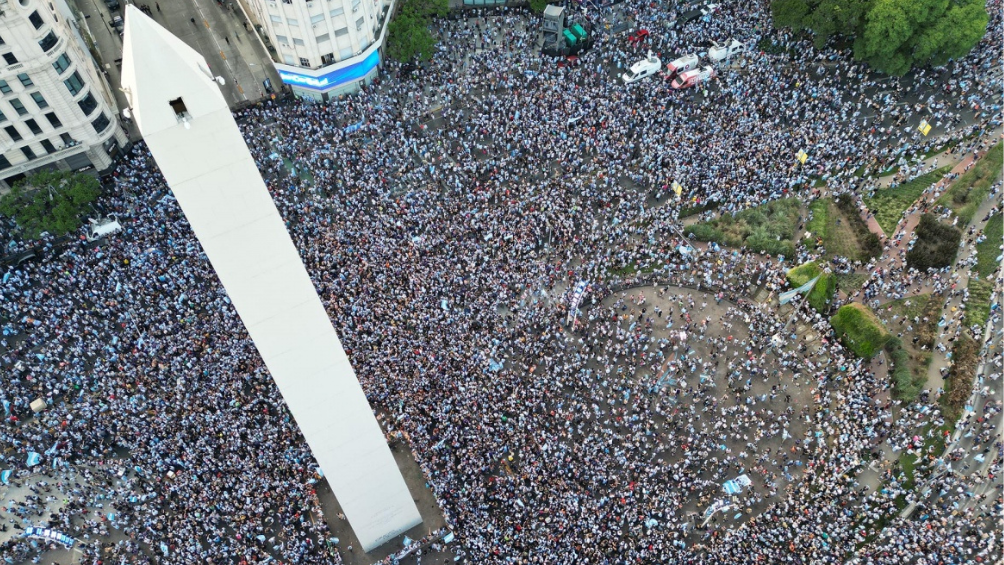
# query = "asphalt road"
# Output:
<box><xmin>69</xmin><ymin>0</ymin><xmax>280</xmax><ymax>132</ymax></box>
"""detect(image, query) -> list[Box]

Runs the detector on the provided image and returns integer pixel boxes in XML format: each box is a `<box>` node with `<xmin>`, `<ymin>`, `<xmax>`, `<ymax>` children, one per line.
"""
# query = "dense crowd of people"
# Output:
<box><xmin>1</xmin><ymin>0</ymin><xmax>1002</xmax><ymax>563</ymax></box>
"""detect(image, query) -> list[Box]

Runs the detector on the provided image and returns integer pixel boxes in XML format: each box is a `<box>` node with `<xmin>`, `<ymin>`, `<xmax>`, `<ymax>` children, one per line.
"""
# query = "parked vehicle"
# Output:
<box><xmin>664</xmin><ymin>53</ymin><xmax>699</xmax><ymax>81</ymax></box>
<box><xmin>622</xmin><ymin>52</ymin><xmax>661</xmax><ymax>84</ymax></box>
<box><xmin>105</xmin><ymin>0</ymin><xmax>120</xmax><ymax>11</ymax></box>
<box><xmin>628</xmin><ymin>29</ymin><xmax>650</xmax><ymax>43</ymax></box>
<box><xmin>670</xmin><ymin>65</ymin><xmax>716</xmax><ymax>89</ymax></box>
<box><xmin>707</xmin><ymin>39</ymin><xmax>746</xmax><ymax>65</ymax></box>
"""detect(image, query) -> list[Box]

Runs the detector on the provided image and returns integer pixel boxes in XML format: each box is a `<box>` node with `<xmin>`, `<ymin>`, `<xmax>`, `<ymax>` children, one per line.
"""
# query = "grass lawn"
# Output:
<box><xmin>688</xmin><ymin>197</ymin><xmax>802</xmax><ymax>258</ymax></box>
<box><xmin>937</xmin><ymin>142</ymin><xmax>1004</xmax><ymax>225</ymax></box>
<box><xmin>864</xmin><ymin>167</ymin><xmax>951</xmax><ymax>235</ymax></box>
<box><xmin>877</xmin><ymin>294</ymin><xmax>936</xmax><ymax>398</ymax></box>
<box><xmin>804</xmin><ymin>199</ymin><xmax>827</xmax><ymax>249</ymax></box>
<box><xmin>836</xmin><ymin>273</ymin><xmax>868</xmax><ymax>294</ymax></box>
<box><xmin>964</xmin><ymin>279</ymin><xmax>994</xmax><ymax>329</ymax></box>
<box><xmin>825</xmin><ymin>199</ymin><xmax>868</xmax><ymax>260</ymax></box>
<box><xmin>975</xmin><ymin>213</ymin><xmax>1002</xmax><ymax>279</ymax></box>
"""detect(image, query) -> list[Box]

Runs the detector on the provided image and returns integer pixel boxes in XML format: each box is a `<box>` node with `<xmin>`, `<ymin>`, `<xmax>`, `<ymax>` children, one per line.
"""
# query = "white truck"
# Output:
<box><xmin>622</xmin><ymin>52</ymin><xmax>662</xmax><ymax>84</ymax></box>
<box><xmin>707</xmin><ymin>39</ymin><xmax>746</xmax><ymax>65</ymax></box>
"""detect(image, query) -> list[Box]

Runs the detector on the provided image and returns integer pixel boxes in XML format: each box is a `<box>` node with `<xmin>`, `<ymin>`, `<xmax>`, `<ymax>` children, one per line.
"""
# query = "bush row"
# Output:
<box><xmin>942</xmin><ymin>333</ymin><xmax>980</xmax><ymax>423</ymax></box>
<box><xmin>830</xmin><ymin>302</ymin><xmax>891</xmax><ymax>359</ymax></box>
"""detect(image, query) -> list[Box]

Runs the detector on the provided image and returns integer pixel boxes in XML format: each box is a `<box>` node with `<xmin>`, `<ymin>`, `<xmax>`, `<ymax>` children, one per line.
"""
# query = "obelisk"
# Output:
<box><xmin>120</xmin><ymin>6</ymin><xmax>422</xmax><ymax>551</ymax></box>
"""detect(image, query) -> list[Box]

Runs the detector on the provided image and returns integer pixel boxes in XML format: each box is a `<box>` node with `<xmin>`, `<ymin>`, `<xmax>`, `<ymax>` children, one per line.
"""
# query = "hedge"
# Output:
<box><xmin>830</xmin><ymin>303</ymin><xmax>891</xmax><ymax>359</ymax></box>
<box><xmin>786</xmin><ymin>261</ymin><xmax>837</xmax><ymax>313</ymax></box>
<box><xmin>906</xmin><ymin>214</ymin><xmax>961</xmax><ymax>271</ymax></box>
<box><xmin>887</xmin><ymin>337</ymin><xmax>925</xmax><ymax>403</ymax></box>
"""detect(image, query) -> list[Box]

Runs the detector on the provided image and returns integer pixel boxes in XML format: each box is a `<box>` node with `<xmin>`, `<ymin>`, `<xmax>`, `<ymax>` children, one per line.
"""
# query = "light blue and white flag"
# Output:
<box><xmin>0</xmin><ymin>469</ymin><xmax>11</xmax><ymax>484</ymax></box>
<box><xmin>779</xmin><ymin>275</ymin><xmax>821</xmax><ymax>305</ymax></box>
<box><xmin>26</xmin><ymin>452</ymin><xmax>41</xmax><ymax>467</ymax></box>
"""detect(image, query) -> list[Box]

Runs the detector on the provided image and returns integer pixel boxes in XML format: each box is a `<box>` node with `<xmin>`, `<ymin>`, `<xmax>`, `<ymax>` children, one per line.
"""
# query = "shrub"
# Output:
<box><xmin>786</xmin><ymin>261</ymin><xmax>837</xmax><ymax>313</ymax></box>
<box><xmin>941</xmin><ymin>333</ymin><xmax>979</xmax><ymax>423</ymax></box>
<box><xmin>688</xmin><ymin>223</ymin><xmax>724</xmax><ymax>242</ymax></box>
<box><xmin>830</xmin><ymin>303</ymin><xmax>891</xmax><ymax>359</ymax></box>
<box><xmin>906</xmin><ymin>214</ymin><xmax>962</xmax><ymax>271</ymax></box>
<box><xmin>690</xmin><ymin>198</ymin><xmax>801</xmax><ymax>256</ymax></box>
<box><xmin>916</xmin><ymin>292</ymin><xmax>944</xmax><ymax>349</ymax></box>
<box><xmin>975</xmin><ymin>213</ymin><xmax>1003</xmax><ymax>278</ymax></box>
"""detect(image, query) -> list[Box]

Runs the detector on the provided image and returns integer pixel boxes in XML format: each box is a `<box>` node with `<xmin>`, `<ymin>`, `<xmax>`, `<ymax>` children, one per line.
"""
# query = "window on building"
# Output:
<box><xmin>321</xmin><ymin>52</ymin><xmax>334</xmax><ymax>65</ymax></box>
<box><xmin>21</xmin><ymin>146</ymin><xmax>36</xmax><ymax>161</ymax></box>
<box><xmin>310</xmin><ymin>14</ymin><xmax>325</xmax><ymax>24</ymax></box>
<box><xmin>17</xmin><ymin>73</ymin><xmax>32</xmax><ymax>87</ymax></box>
<box><xmin>45</xmin><ymin>112</ymin><xmax>61</xmax><ymax>128</ymax></box>
<box><xmin>287</xmin><ymin>18</ymin><xmax>299</xmax><ymax>26</ymax></box>
<box><xmin>334</xmin><ymin>27</ymin><xmax>348</xmax><ymax>37</ymax></box>
<box><xmin>28</xmin><ymin>11</ymin><xmax>44</xmax><ymax>30</ymax></box>
<box><xmin>9</xmin><ymin>99</ymin><xmax>27</xmax><ymax>116</ymax></box>
<box><xmin>0</xmin><ymin>109</ymin><xmax>6</xmax><ymax>123</ymax></box>
<box><xmin>275</xmin><ymin>34</ymin><xmax>288</xmax><ymax>44</ymax></box>
<box><xmin>5</xmin><ymin>125</ymin><xmax>21</xmax><ymax>141</ymax></box>
<box><xmin>52</xmin><ymin>53</ymin><xmax>71</xmax><ymax>74</ymax></box>
<box><xmin>298</xmin><ymin>57</ymin><xmax>310</xmax><ymax>67</ymax></box>
<box><xmin>316</xmin><ymin>34</ymin><xmax>330</xmax><ymax>44</ymax></box>
<box><xmin>282</xmin><ymin>0</ymin><xmax>291</xmax><ymax>4</ymax></box>
<box><xmin>77</xmin><ymin>92</ymin><xmax>97</xmax><ymax>116</ymax></box>
<box><xmin>3</xmin><ymin>53</ymin><xmax>18</xmax><ymax>65</ymax></box>
<box><xmin>60</xmin><ymin>132</ymin><xmax>74</xmax><ymax>145</ymax></box>
<box><xmin>351</xmin><ymin>0</ymin><xmax>360</xmax><ymax>10</ymax></box>
<box><xmin>338</xmin><ymin>46</ymin><xmax>352</xmax><ymax>60</ymax></box>
<box><xmin>24</xmin><ymin>119</ymin><xmax>41</xmax><ymax>135</ymax></box>
<box><xmin>356</xmin><ymin>16</ymin><xmax>364</xmax><ymax>30</ymax></box>
<box><xmin>0</xmin><ymin>155</ymin><xmax>10</xmax><ymax>170</ymax></box>
<box><xmin>270</xmin><ymin>14</ymin><xmax>282</xmax><ymax>22</ymax></box>
<box><xmin>0</xmin><ymin>81</ymin><xmax>10</xmax><ymax>94</ymax></box>
<box><xmin>0</xmin><ymin>34</ymin><xmax>5</xmax><ymax>46</ymax></box>
<box><xmin>38</xmin><ymin>31</ymin><xmax>57</xmax><ymax>52</ymax></box>
<box><xmin>63</xmin><ymin>72</ymin><xmax>84</xmax><ymax>96</ymax></box>
<box><xmin>293</xmin><ymin>38</ymin><xmax>305</xmax><ymax>46</ymax></box>
<box><xmin>329</xmin><ymin>7</ymin><xmax>343</xmax><ymax>16</ymax></box>
<box><xmin>92</xmin><ymin>112</ymin><xmax>110</xmax><ymax>133</ymax></box>
<box><xmin>30</xmin><ymin>92</ymin><xmax>47</xmax><ymax>109</ymax></box>
<box><xmin>40</xmin><ymin>139</ymin><xmax>55</xmax><ymax>153</ymax></box>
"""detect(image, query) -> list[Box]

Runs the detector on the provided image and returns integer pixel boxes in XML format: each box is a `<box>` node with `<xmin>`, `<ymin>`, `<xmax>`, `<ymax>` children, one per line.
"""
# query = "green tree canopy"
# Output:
<box><xmin>386</xmin><ymin>0</ymin><xmax>446</xmax><ymax>63</ymax></box>
<box><xmin>771</xmin><ymin>0</ymin><xmax>988</xmax><ymax>74</ymax></box>
<box><xmin>0</xmin><ymin>169</ymin><xmax>101</xmax><ymax>239</ymax></box>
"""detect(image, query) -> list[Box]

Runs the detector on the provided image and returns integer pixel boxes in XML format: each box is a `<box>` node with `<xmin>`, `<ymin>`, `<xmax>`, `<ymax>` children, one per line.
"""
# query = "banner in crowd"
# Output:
<box><xmin>566</xmin><ymin>281</ymin><xmax>589</xmax><ymax>323</ymax></box>
<box><xmin>344</xmin><ymin>120</ymin><xmax>365</xmax><ymax>134</ymax></box>
<box><xmin>23</xmin><ymin>527</ymin><xmax>76</xmax><ymax>547</ymax></box>
<box><xmin>722</xmin><ymin>474</ymin><xmax>752</xmax><ymax>495</ymax></box>
<box><xmin>704</xmin><ymin>499</ymin><xmax>731</xmax><ymax>519</ymax></box>
<box><xmin>0</xmin><ymin>469</ymin><xmax>10</xmax><ymax>484</ymax></box>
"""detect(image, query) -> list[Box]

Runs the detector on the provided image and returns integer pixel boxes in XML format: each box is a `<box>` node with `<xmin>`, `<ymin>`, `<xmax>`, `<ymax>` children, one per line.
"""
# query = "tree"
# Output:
<box><xmin>386</xmin><ymin>0</ymin><xmax>443</xmax><ymax>63</ymax></box>
<box><xmin>0</xmin><ymin>169</ymin><xmax>100</xmax><ymax>239</ymax></box>
<box><xmin>529</xmin><ymin>0</ymin><xmax>550</xmax><ymax>13</ymax></box>
<box><xmin>770</xmin><ymin>0</ymin><xmax>988</xmax><ymax>74</ymax></box>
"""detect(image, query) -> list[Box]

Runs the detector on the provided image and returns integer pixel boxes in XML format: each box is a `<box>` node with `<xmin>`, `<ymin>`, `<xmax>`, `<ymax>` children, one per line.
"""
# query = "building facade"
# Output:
<box><xmin>0</xmin><ymin>0</ymin><xmax>127</xmax><ymax>189</ymax></box>
<box><xmin>246</xmin><ymin>0</ymin><xmax>393</xmax><ymax>100</ymax></box>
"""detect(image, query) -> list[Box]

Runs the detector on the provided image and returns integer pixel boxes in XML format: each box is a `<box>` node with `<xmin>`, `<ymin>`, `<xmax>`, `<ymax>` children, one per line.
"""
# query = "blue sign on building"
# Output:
<box><xmin>278</xmin><ymin>50</ymin><xmax>381</xmax><ymax>91</ymax></box>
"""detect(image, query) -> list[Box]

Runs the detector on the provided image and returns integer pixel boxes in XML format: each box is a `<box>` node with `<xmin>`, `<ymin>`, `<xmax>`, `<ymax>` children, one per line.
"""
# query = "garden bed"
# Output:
<box><xmin>688</xmin><ymin>197</ymin><xmax>801</xmax><ymax>258</ymax></box>
<box><xmin>864</xmin><ymin>166</ymin><xmax>951</xmax><ymax>235</ymax></box>
<box><xmin>830</xmin><ymin>302</ymin><xmax>891</xmax><ymax>359</ymax></box>
<box><xmin>937</xmin><ymin>142</ymin><xmax>1003</xmax><ymax>225</ymax></box>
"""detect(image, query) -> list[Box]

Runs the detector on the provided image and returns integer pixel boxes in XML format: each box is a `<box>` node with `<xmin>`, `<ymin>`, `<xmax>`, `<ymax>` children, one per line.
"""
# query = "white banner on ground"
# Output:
<box><xmin>23</xmin><ymin>527</ymin><xmax>76</xmax><ymax>547</ymax></box>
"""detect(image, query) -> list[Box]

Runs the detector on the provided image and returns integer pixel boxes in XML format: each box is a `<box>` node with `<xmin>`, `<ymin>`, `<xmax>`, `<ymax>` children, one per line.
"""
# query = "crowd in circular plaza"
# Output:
<box><xmin>1</xmin><ymin>0</ymin><xmax>1002</xmax><ymax>563</ymax></box>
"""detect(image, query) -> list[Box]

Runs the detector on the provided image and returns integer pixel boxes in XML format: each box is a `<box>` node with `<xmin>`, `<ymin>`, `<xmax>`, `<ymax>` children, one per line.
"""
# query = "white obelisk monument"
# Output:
<box><xmin>120</xmin><ymin>6</ymin><xmax>421</xmax><ymax>551</ymax></box>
